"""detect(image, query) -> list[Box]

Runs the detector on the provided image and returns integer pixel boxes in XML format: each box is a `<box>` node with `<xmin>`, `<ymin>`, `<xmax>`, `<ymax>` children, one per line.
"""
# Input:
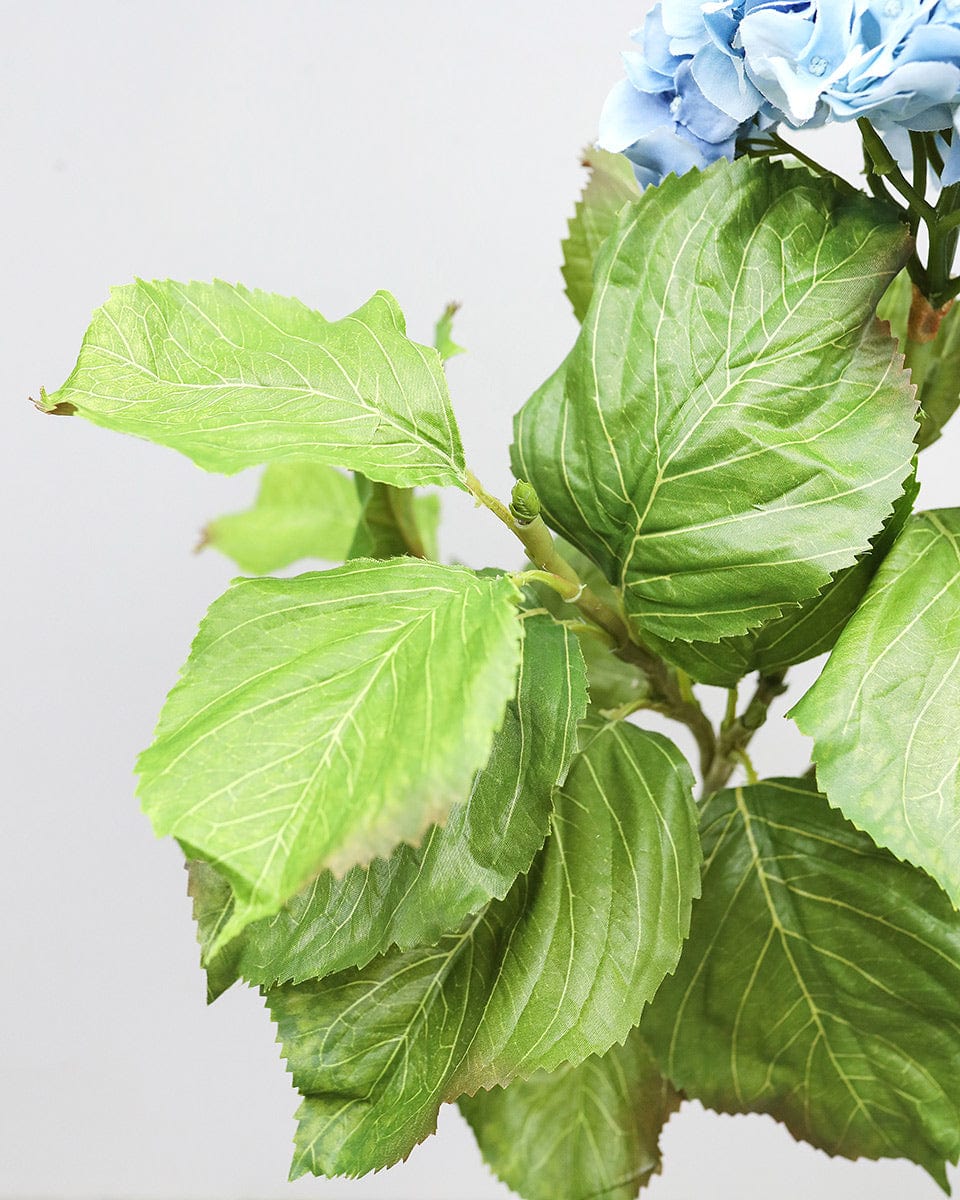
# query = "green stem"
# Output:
<box><xmin>468</xmin><ymin>471</ymin><xmax>636</xmax><ymax>646</ymax></box>
<box><xmin>909</xmin><ymin>131</ymin><xmax>929</xmax><ymax>205</ymax></box>
<box><xmin>701</xmin><ymin>671</ymin><xmax>788</xmax><ymax>799</ymax></box>
<box><xmin>732</xmin><ymin>748</ymin><xmax>759</xmax><ymax>785</ymax></box>
<box><xmin>859</xmin><ymin>119</ymin><xmax>937</xmax><ymax>222</ymax></box>
<box><xmin>511</xmin><ymin>568</ymin><xmax>582</xmax><ymax>601</ymax></box>
<box><xmin>722</xmin><ymin>687</ymin><xmax>738</xmax><ymax>730</ymax></box>
<box><xmin>927</xmin><ymin>184</ymin><xmax>960</xmax><ymax>308</ymax></box>
<box><xmin>925</xmin><ymin>131</ymin><xmax>945</xmax><ymax>177</ymax></box>
<box><xmin>743</xmin><ymin>131</ymin><xmax>853</xmax><ymax>193</ymax></box>
<box><xmin>467</xmin><ymin>471</ymin><xmax>717</xmax><ymax>773</ymax></box>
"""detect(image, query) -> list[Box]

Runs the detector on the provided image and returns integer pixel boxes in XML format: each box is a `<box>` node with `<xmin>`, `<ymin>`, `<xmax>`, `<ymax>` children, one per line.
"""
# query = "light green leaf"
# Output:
<box><xmin>190</xmin><ymin>615</ymin><xmax>587</xmax><ymax>996</ymax></box>
<box><xmin>201</xmin><ymin>462</ymin><xmax>359</xmax><ymax>573</ymax></box>
<box><xmin>642</xmin><ymin>778</ymin><xmax>960</xmax><ymax>1188</ymax></box>
<box><xmin>877</xmin><ymin>268</ymin><xmax>960</xmax><ymax>451</ymax></box>
<box><xmin>347</xmin><ymin>475</ymin><xmax>440</xmax><ymax>561</ymax></box>
<box><xmin>138</xmin><ymin>559</ymin><xmax>523</xmax><ymax>950</ymax></box>
<box><xmin>433</xmin><ymin>301</ymin><xmax>466</xmax><ymax>362</ymax></box>
<box><xmin>42</xmin><ymin>280</ymin><xmax>467</xmax><ymax>489</ymax></box>
<box><xmin>641</xmin><ymin>470</ymin><xmax>919</xmax><ymax>687</ymax></box>
<box><xmin>792</xmin><ymin>509</ymin><xmax>960</xmax><ymax>907</ymax></box>
<box><xmin>460</xmin><ymin>1030</ymin><xmax>680</xmax><ymax>1200</ymax></box>
<box><xmin>561</xmin><ymin>146</ymin><xmax>640</xmax><ymax>322</ymax></box>
<box><xmin>266</xmin><ymin>719</ymin><xmax>700</xmax><ymax>1178</ymax></box>
<box><xmin>513</xmin><ymin>158</ymin><xmax>917</xmax><ymax>644</ymax></box>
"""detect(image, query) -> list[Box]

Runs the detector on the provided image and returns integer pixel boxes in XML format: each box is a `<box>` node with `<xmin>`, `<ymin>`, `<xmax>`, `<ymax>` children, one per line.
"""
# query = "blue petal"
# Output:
<box><xmin>622</xmin><ymin>122</ymin><xmax>719</xmax><ymax>187</ymax></box>
<box><xmin>638</xmin><ymin>5</ymin><xmax>686</xmax><ymax>80</ymax></box>
<box><xmin>739</xmin><ymin>7</ymin><xmax>832</xmax><ymax>124</ymax></box>
<box><xmin>692</xmin><ymin>42</ymin><xmax>766</xmax><ymax>121</ymax></box>
<box><xmin>598</xmin><ymin>80</ymin><xmax>672</xmax><ymax>152</ymax></box>
<box><xmin>675</xmin><ymin>60</ymin><xmax>743</xmax><ymax>141</ymax></box>
<box><xmin>660</xmin><ymin>0</ymin><xmax>712</xmax><ymax>42</ymax></box>
<box><xmin>623</xmin><ymin>49</ymin><xmax>675</xmax><ymax>94</ymax></box>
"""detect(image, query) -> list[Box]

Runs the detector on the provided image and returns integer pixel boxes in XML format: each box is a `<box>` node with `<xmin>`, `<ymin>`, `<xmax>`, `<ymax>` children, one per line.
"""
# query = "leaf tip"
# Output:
<box><xmin>31</xmin><ymin>386</ymin><xmax>75</xmax><ymax>416</ymax></box>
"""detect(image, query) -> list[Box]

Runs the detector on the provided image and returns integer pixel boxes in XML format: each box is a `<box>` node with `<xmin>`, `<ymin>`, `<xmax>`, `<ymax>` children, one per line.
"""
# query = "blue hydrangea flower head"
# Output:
<box><xmin>739</xmin><ymin>1</ymin><xmax>960</xmax><ymax>126</ymax></box>
<box><xmin>598</xmin><ymin>3</ymin><xmax>764</xmax><ymax>188</ymax></box>
<box><xmin>602</xmin><ymin>0</ymin><xmax>960</xmax><ymax>187</ymax></box>
<box><xmin>738</xmin><ymin>0</ymin><xmax>960</xmax><ymax>178</ymax></box>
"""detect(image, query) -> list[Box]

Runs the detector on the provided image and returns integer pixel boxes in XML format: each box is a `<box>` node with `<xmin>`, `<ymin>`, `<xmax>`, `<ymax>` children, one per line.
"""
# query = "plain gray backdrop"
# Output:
<box><xmin>3</xmin><ymin>2</ymin><xmax>957</xmax><ymax>1197</ymax></box>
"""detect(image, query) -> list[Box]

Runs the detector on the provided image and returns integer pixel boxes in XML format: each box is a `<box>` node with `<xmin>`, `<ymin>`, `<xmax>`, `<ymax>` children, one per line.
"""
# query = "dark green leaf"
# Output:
<box><xmin>191</xmin><ymin>615</ymin><xmax>587</xmax><ymax>995</ymax></box>
<box><xmin>137</xmin><ymin>560</ymin><xmax>523</xmax><ymax>950</ymax></box>
<box><xmin>641</xmin><ymin>470</ymin><xmax>919</xmax><ymax>687</ymax></box>
<box><xmin>43</xmin><ymin>280</ymin><xmax>467</xmax><ymax>488</ymax></box>
<box><xmin>792</xmin><ymin>509</ymin><xmax>960</xmax><ymax>907</ymax></box>
<box><xmin>513</xmin><ymin>158</ymin><xmax>916</xmax><ymax>644</ymax></box>
<box><xmin>561</xmin><ymin>147</ymin><xmax>640</xmax><ymax>322</ymax></box>
<box><xmin>643</xmin><ymin>778</ymin><xmax>960</xmax><ymax>1188</ymax></box>
<box><xmin>266</xmin><ymin>719</ymin><xmax>700</xmax><ymax>1178</ymax></box>
<box><xmin>460</xmin><ymin>1030</ymin><xmax>679</xmax><ymax>1200</ymax></box>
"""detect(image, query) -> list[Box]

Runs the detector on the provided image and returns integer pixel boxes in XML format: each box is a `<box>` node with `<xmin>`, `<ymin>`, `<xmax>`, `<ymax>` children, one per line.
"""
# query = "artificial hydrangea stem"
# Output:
<box><xmin>909</xmin><ymin>131</ymin><xmax>929</xmax><ymax>203</ymax></box>
<box><xmin>701</xmin><ymin>670</ymin><xmax>788</xmax><ymax>799</ymax></box>
<box><xmin>466</xmin><ymin>470</ymin><xmax>632</xmax><ymax>649</ymax></box>
<box><xmin>747</xmin><ymin>130</ymin><xmax>856</xmax><ymax>196</ymax></box>
<box><xmin>466</xmin><ymin>470</ymin><xmax>717</xmax><ymax>773</ymax></box>
<box><xmin>859</xmin><ymin>119</ymin><xmax>936</xmax><ymax>220</ymax></box>
<box><xmin>511</xmin><ymin>568</ymin><xmax>583</xmax><ymax>603</ymax></box>
<box><xmin>856</xmin><ymin>119</ymin><xmax>960</xmax><ymax>306</ymax></box>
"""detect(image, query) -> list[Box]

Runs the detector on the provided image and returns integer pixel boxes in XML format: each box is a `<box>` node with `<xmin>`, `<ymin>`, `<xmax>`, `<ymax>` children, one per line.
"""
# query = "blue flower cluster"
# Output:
<box><xmin>599</xmin><ymin>0</ymin><xmax>960</xmax><ymax>188</ymax></box>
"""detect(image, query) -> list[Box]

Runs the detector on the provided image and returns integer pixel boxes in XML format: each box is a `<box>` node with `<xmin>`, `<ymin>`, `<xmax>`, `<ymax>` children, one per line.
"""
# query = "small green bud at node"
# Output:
<box><xmin>510</xmin><ymin>480</ymin><xmax>542</xmax><ymax>525</ymax></box>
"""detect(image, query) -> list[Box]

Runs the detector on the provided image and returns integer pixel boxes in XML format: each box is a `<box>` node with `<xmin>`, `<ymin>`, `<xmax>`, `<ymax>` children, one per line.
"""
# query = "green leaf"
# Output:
<box><xmin>513</xmin><ymin>158</ymin><xmax>917</xmax><ymax>644</ymax></box>
<box><xmin>186</xmin><ymin>859</ymin><xmax>244</xmax><ymax>1003</ymax></box>
<box><xmin>43</xmin><ymin>280</ymin><xmax>467</xmax><ymax>489</ymax></box>
<box><xmin>190</xmin><ymin>615</ymin><xmax>587</xmax><ymax>996</ymax></box>
<box><xmin>137</xmin><ymin>559</ymin><xmax>523</xmax><ymax>950</ymax></box>
<box><xmin>460</xmin><ymin>1030</ymin><xmax>680</xmax><ymax>1200</ymax></box>
<box><xmin>641</xmin><ymin>469</ymin><xmax>919</xmax><ymax>687</ymax></box>
<box><xmin>876</xmin><ymin>264</ymin><xmax>912</xmax><ymax>342</ymax></box>
<box><xmin>561</xmin><ymin>147</ymin><xmax>640</xmax><ymax>323</ymax></box>
<box><xmin>643</xmin><ymin>778</ymin><xmax>960</xmax><ymax>1188</ymax></box>
<box><xmin>266</xmin><ymin>719</ymin><xmax>700</xmax><ymax>1178</ymax></box>
<box><xmin>347</xmin><ymin>475</ymin><xmax>440</xmax><ymax>561</ymax></box>
<box><xmin>201</xmin><ymin>462</ymin><xmax>360</xmax><ymax>573</ymax></box>
<box><xmin>792</xmin><ymin>509</ymin><xmax>960</xmax><ymax>907</ymax></box>
<box><xmin>877</xmin><ymin>269</ymin><xmax>960</xmax><ymax>451</ymax></box>
<box><xmin>433</xmin><ymin>301</ymin><xmax>466</xmax><ymax>362</ymax></box>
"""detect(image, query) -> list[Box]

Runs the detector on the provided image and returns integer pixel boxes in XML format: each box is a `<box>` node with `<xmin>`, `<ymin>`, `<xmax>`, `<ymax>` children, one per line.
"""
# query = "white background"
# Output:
<box><xmin>2</xmin><ymin>2</ymin><xmax>957</xmax><ymax>1197</ymax></box>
